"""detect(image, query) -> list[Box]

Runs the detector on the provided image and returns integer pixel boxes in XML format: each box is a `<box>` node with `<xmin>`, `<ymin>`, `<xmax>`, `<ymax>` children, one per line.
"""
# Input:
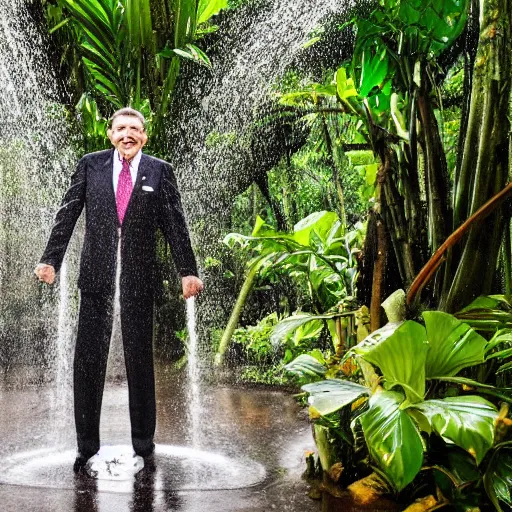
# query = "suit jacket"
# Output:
<box><xmin>40</xmin><ymin>149</ymin><xmax>198</xmax><ymax>296</ymax></box>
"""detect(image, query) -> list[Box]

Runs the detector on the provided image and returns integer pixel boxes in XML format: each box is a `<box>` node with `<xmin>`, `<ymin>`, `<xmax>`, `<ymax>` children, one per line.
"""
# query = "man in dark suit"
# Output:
<box><xmin>34</xmin><ymin>107</ymin><xmax>203</xmax><ymax>472</ymax></box>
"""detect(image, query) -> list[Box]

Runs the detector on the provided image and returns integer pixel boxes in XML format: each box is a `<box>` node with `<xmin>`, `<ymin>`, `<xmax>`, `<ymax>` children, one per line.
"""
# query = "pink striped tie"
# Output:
<box><xmin>116</xmin><ymin>158</ymin><xmax>133</xmax><ymax>224</ymax></box>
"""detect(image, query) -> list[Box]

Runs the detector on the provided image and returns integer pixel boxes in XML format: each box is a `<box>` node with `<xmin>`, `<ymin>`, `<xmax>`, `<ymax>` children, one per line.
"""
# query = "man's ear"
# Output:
<box><xmin>107</xmin><ymin>128</ymin><xmax>114</xmax><ymax>144</ymax></box>
<box><xmin>141</xmin><ymin>132</ymin><xmax>148</xmax><ymax>147</ymax></box>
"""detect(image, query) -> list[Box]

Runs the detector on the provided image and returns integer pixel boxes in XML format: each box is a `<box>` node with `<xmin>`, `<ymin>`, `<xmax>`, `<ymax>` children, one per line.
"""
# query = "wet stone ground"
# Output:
<box><xmin>0</xmin><ymin>361</ymin><xmax>320</xmax><ymax>512</ymax></box>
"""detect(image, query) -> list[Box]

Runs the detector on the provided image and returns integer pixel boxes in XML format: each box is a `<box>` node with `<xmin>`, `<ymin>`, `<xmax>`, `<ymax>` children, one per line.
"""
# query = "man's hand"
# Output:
<box><xmin>182</xmin><ymin>276</ymin><xmax>204</xmax><ymax>299</ymax></box>
<box><xmin>34</xmin><ymin>263</ymin><xmax>56</xmax><ymax>285</ymax></box>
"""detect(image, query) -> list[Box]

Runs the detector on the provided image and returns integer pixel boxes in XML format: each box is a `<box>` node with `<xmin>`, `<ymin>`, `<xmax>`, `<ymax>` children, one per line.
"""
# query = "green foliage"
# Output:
<box><xmin>302</xmin><ymin>378</ymin><xmax>368</xmax><ymax>416</ymax></box>
<box><xmin>353</xmin><ymin>0</ymin><xmax>469</xmax><ymax>64</ymax></box>
<box><xmin>197</xmin><ymin>0</ymin><xmax>227</xmax><ymax>24</ymax></box>
<box><xmin>457</xmin><ymin>295</ymin><xmax>512</xmax><ymax>332</ymax></box>
<box><xmin>422</xmin><ymin>311</ymin><xmax>487</xmax><ymax>378</ymax></box>
<box><xmin>232</xmin><ymin>312</ymin><xmax>278</xmax><ymax>364</ymax></box>
<box><xmin>76</xmin><ymin>94</ymin><xmax>108</xmax><ymax>151</ymax></box>
<box><xmin>239</xmin><ymin>364</ymin><xmax>288</xmax><ymax>385</ymax></box>
<box><xmin>44</xmin><ymin>0</ymin><xmax>227</xmax><ymax>152</ymax></box>
<box><xmin>172</xmin><ymin>43</ymin><xmax>212</xmax><ymax>69</ymax></box>
<box><xmin>296</xmin><ymin>309</ymin><xmax>502</xmax><ymax>492</ymax></box>
<box><xmin>484</xmin><ymin>445</ymin><xmax>512</xmax><ymax>511</ymax></box>
<box><xmin>224</xmin><ymin>211</ymin><xmax>364</xmax><ymax>312</ymax></box>
<box><xmin>284</xmin><ymin>353</ymin><xmax>327</xmax><ymax>380</ymax></box>
<box><xmin>415</xmin><ymin>396</ymin><xmax>496</xmax><ymax>464</ymax></box>
<box><xmin>58</xmin><ymin>0</ymin><xmax>127</xmax><ymax>107</ymax></box>
<box><xmin>360</xmin><ymin>391</ymin><xmax>424</xmax><ymax>491</ymax></box>
<box><xmin>271</xmin><ymin>313</ymin><xmax>335</xmax><ymax>346</ymax></box>
<box><xmin>356</xmin><ymin>320</ymin><xmax>428</xmax><ymax>403</ymax></box>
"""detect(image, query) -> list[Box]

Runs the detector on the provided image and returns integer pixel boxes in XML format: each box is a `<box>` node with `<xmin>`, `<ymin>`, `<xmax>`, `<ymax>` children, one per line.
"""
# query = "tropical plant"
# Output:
<box><xmin>287</xmin><ymin>309</ymin><xmax>512</xmax><ymax>502</ymax></box>
<box><xmin>279</xmin><ymin>0</ymin><xmax>512</xmax><ymax>328</ymax></box>
<box><xmin>215</xmin><ymin>211</ymin><xmax>365</xmax><ymax>364</ymax></box>
<box><xmin>43</xmin><ymin>0</ymin><xmax>227</xmax><ymax>153</ymax></box>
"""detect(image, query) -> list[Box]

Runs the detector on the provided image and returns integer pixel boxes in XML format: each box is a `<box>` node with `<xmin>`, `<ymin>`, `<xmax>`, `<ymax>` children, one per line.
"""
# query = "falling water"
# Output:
<box><xmin>169</xmin><ymin>0</ymin><xmax>353</xmax><ymax>339</ymax></box>
<box><xmin>51</xmin><ymin>260</ymin><xmax>74</xmax><ymax>437</ymax></box>
<box><xmin>0</xmin><ymin>0</ymin><xmax>77</xmax><ymax>400</ymax></box>
<box><xmin>171</xmin><ymin>0</ymin><xmax>350</xmax><ymax>198</ymax></box>
<box><xmin>186</xmin><ymin>297</ymin><xmax>201</xmax><ymax>450</ymax></box>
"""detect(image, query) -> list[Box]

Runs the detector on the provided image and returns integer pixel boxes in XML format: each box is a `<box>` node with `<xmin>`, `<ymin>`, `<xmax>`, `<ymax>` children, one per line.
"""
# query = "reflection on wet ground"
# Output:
<box><xmin>0</xmin><ymin>361</ymin><xmax>319</xmax><ymax>511</ymax></box>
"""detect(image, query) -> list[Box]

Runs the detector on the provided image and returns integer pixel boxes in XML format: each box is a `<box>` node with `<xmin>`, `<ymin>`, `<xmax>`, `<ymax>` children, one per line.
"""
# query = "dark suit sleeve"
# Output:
<box><xmin>158</xmin><ymin>163</ymin><xmax>198</xmax><ymax>278</ymax></box>
<box><xmin>40</xmin><ymin>156</ymin><xmax>87</xmax><ymax>273</ymax></box>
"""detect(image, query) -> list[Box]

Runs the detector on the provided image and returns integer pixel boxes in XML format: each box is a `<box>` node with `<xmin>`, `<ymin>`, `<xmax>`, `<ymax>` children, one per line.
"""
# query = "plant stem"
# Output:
<box><xmin>214</xmin><ymin>263</ymin><xmax>260</xmax><ymax>365</ymax></box>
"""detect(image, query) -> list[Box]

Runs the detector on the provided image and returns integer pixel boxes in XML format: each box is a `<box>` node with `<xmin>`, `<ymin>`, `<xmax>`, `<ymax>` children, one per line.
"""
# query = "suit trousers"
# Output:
<box><xmin>73</xmin><ymin>285</ymin><xmax>156</xmax><ymax>458</ymax></box>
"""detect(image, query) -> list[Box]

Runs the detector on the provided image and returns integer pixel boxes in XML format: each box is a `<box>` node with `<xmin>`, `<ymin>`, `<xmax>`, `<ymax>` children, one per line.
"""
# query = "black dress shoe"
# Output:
<box><xmin>73</xmin><ymin>453</ymin><xmax>92</xmax><ymax>474</ymax></box>
<box><xmin>133</xmin><ymin>439</ymin><xmax>155</xmax><ymax>458</ymax></box>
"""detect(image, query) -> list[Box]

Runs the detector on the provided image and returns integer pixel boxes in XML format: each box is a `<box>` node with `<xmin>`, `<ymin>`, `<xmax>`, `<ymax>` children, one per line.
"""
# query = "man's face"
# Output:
<box><xmin>107</xmin><ymin>114</ymin><xmax>148</xmax><ymax>160</ymax></box>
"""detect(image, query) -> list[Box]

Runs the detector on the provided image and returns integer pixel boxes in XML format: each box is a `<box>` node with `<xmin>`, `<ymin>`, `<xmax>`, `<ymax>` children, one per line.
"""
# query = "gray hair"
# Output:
<box><xmin>108</xmin><ymin>107</ymin><xmax>146</xmax><ymax>129</ymax></box>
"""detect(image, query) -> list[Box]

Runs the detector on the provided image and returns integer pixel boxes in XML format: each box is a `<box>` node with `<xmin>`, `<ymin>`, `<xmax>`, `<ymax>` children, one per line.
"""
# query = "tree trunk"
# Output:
<box><xmin>417</xmin><ymin>88</ymin><xmax>451</xmax><ymax>254</ymax></box>
<box><xmin>369</xmin><ymin>148</ymin><xmax>391</xmax><ymax>332</ymax></box>
<box><xmin>442</xmin><ymin>0</ymin><xmax>511</xmax><ymax>312</ymax></box>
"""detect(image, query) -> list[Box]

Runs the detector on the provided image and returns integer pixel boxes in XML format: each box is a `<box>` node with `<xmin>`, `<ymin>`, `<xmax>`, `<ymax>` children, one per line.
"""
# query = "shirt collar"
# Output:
<box><xmin>114</xmin><ymin>149</ymin><xmax>143</xmax><ymax>168</ymax></box>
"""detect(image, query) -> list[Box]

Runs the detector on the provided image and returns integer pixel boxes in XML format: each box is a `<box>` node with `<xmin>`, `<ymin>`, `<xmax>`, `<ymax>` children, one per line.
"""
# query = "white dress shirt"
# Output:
<box><xmin>113</xmin><ymin>149</ymin><xmax>142</xmax><ymax>193</ymax></box>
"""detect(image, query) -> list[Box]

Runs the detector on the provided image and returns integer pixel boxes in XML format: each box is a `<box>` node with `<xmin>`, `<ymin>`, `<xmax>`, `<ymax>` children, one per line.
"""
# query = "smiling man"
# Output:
<box><xmin>34</xmin><ymin>107</ymin><xmax>203</xmax><ymax>472</ymax></box>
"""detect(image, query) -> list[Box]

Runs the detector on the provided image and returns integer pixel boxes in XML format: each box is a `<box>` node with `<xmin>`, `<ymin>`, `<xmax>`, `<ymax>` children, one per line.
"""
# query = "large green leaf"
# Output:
<box><xmin>355</xmin><ymin>321</ymin><xmax>428</xmax><ymax>403</ymax></box>
<box><xmin>174</xmin><ymin>0</ymin><xmax>197</xmax><ymax>48</ymax></box>
<box><xmin>335</xmin><ymin>67</ymin><xmax>358</xmax><ymax>104</ymax></box>
<box><xmin>197</xmin><ymin>0</ymin><xmax>227</xmax><ymax>25</ymax></box>
<box><xmin>293</xmin><ymin>211</ymin><xmax>338</xmax><ymax>246</ymax></box>
<box><xmin>359</xmin><ymin>391</ymin><xmax>424</xmax><ymax>491</ymax></box>
<box><xmin>271</xmin><ymin>312</ymin><xmax>340</xmax><ymax>345</ymax></box>
<box><xmin>359</xmin><ymin>48</ymin><xmax>389</xmax><ymax>98</ymax></box>
<box><xmin>484</xmin><ymin>446</ymin><xmax>512</xmax><ymax>512</ymax></box>
<box><xmin>284</xmin><ymin>354</ymin><xmax>327</xmax><ymax>379</ymax></box>
<box><xmin>423</xmin><ymin>311</ymin><xmax>487</xmax><ymax>378</ymax></box>
<box><xmin>302</xmin><ymin>378</ymin><xmax>369</xmax><ymax>416</ymax></box>
<box><xmin>414</xmin><ymin>396</ymin><xmax>497</xmax><ymax>464</ymax></box>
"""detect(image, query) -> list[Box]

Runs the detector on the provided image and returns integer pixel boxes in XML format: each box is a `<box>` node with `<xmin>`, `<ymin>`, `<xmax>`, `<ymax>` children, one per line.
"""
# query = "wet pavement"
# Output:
<box><xmin>0</xmin><ymin>362</ymin><xmax>320</xmax><ymax>512</ymax></box>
